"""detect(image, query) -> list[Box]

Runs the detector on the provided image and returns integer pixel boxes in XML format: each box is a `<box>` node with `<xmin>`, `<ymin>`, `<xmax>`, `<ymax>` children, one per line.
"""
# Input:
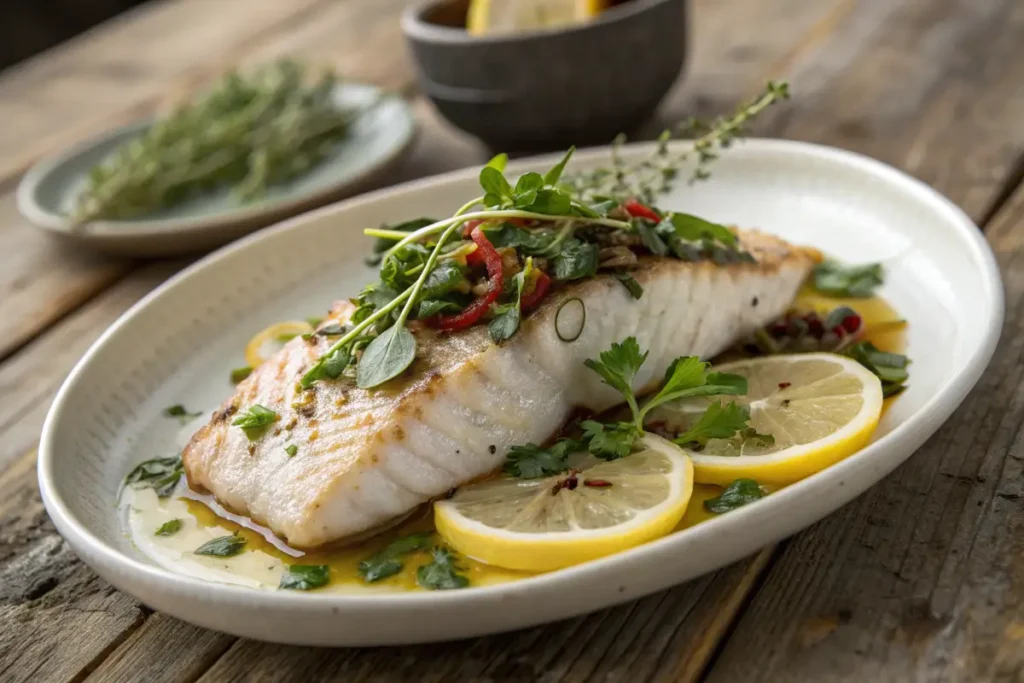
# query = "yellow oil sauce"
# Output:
<box><xmin>126</xmin><ymin>292</ymin><xmax>905</xmax><ymax>592</ymax></box>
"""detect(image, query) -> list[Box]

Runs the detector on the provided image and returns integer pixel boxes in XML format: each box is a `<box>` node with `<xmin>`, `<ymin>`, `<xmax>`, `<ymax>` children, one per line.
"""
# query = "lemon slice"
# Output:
<box><xmin>648</xmin><ymin>353</ymin><xmax>883</xmax><ymax>486</ymax></box>
<box><xmin>467</xmin><ymin>0</ymin><xmax>606</xmax><ymax>36</ymax></box>
<box><xmin>244</xmin><ymin>320</ymin><xmax>313</xmax><ymax>368</ymax></box>
<box><xmin>434</xmin><ymin>434</ymin><xmax>693</xmax><ymax>572</ymax></box>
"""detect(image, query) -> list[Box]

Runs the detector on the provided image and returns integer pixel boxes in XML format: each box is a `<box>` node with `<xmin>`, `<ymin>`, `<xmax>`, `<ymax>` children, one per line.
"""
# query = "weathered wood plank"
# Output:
<box><xmin>85</xmin><ymin>614</ymin><xmax>235</xmax><ymax>683</ymax></box>
<box><xmin>0</xmin><ymin>262</ymin><xmax>178</xmax><ymax>472</ymax></box>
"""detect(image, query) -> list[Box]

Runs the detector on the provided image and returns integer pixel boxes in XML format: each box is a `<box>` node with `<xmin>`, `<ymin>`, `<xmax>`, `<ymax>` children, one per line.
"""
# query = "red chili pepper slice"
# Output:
<box><xmin>520</xmin><ymin>270</ymin><xmax>551</xmax><ymax>310</ymax></box>
<box><xmin>429</xmin><ymin>225</ymin><xmax>504</xmax><ymax>331</ymax></box>
<box><xmin>624</xmin><ymin>199</ymin><xmax>660</xmax><ymax>223</ymax></box>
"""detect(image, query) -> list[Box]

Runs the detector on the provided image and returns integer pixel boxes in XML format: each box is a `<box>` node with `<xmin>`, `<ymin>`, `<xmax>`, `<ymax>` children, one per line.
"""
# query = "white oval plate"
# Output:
<box><xmin>17</xmin><ymin>83</ymin><xmax>416</xmax><ymax>258</ymax></box>
<box><xmin>39</xmin><ymin>140</ymin><xmax>1002</xmax><ymax>646</ymax></box>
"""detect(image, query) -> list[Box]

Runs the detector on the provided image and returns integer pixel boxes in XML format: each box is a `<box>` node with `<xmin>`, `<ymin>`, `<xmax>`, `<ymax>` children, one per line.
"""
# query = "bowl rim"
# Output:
<box><xmin>38</xmin><ymin>138</ymin><xmax>1003</xmax><ymax>617</ymax></box>
<box><xmin>402</xmin><ymin>0</ymin><xmax>682</xmax><ymax>45</ymax></box>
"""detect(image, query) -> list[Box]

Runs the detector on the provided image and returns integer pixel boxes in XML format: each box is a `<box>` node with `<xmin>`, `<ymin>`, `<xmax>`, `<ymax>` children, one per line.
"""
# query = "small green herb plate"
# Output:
<box><xmin>16</xmin><ymin>83</ymin><xmax>416</xmax><ymax>258</ymax></box>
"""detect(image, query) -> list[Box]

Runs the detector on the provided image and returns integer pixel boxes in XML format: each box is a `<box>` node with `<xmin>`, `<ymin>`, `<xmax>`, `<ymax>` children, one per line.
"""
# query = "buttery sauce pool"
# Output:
<box><xmin>123</xmin><ymin>292</ymin><xmax>905</xmax><ymax>593</ymax></box>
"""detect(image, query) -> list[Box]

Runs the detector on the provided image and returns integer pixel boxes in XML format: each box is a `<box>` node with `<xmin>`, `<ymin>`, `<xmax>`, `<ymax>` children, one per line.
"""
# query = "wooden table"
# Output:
<box><xmin>1</xmin><ymin>1</ymin><xmax>1023</xmax><ymax>681</ymax></box>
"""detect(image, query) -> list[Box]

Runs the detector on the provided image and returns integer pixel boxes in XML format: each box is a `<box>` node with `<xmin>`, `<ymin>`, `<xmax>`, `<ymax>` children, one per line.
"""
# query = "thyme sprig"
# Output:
<box><xmin>564</xmin><ymin>81</ymin><xmax>790</xmax><ymax>203</ymax></box>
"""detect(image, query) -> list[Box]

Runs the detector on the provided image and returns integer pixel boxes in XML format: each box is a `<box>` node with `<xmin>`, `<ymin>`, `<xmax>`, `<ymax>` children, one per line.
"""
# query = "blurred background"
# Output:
<box><xmin>2</xmin><ymin>1</ymin><xmax>149</xmax><ymax>69</ymax></box>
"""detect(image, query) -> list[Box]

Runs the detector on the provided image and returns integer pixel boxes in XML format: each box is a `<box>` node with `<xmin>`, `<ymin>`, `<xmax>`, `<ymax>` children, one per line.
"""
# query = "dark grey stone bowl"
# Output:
<box><xmin>402</xmin><ymin>0</ymin><xmax>688</xmax><ymax>152</ymax></box>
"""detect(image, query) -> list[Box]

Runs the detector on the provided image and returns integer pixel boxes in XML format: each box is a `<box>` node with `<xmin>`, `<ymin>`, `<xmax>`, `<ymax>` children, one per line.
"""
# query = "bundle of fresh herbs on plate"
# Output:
<box><xmin>299</xmin><ymin>82</ymin><xmax>792</xmax><ymax>391</ymax></box>
<box><xmin>72</xmin><ymin>59</ymin><xmax>367</xmax><ymax>223</ymax></box>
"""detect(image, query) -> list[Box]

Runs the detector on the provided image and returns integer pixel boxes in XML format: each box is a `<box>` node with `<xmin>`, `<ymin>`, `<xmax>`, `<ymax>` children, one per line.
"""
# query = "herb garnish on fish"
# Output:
<box><xmin>231</xmin><ymin>405</ymin><xmax>278</xmax><ymax>440</ymax></box>
<box><xmin>357</xmin><ymin>532</ymin><xmax>434</xmax><ymax>583</ymax></box>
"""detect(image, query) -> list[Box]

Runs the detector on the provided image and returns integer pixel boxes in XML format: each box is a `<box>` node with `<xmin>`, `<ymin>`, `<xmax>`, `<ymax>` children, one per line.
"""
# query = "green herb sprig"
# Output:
<box><xmin>704</xmin><ymin>479</ymin><xmax>765</xmax><ymax>513</ymax></box>
<box><xmin>194</xmin><ymin>534</ymin><xmax>247</xmax><ymax>557</ymax></box>
<box><xmin>231</xmin><ymin>404</ymin><xmax>278</xmax><ymax>440</ymax></box>
<box><xmin>813</xmin><ymin>260</ymin><xmax>884</xmax><ymax>298</ymax></box>
<box><xmin>124</xmin><ymin>456</ymin><xmax>184</xmax><ymax>498</ymax></box>
<box><xmin>280</xmin><ymin>564</ymin><xmax>330</xmax><ymax>590</ymax></box>
<box><xmin>73</xmin><ymin>60</ymin><xmax>366</xmax><ymax>224</ymax></box>
<box><xmin>417</xmin><ymin>547</ymin><xmax>469</xmax><ymax>590</ymax></box>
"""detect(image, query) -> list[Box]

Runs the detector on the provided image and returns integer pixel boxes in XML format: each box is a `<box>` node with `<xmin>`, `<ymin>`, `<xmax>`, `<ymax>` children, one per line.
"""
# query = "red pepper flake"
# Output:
<box><xmin>583</xmin><ymin>479</ymin><xmax>613</xmax><ymax>488</ymax></box>
<box><xmin>623</xmin><ymin>199</ymin><xmax>661</xmax><ymax>223</ymax></box>
<box><xmin>778</xmin><ymin>382</ymin><xmax>791</xmax><ymax>389</ymax></box>
<box><xmin>551</xmin><ymin>470</ymin><xmax>580</xmax><ymax>495</ymax></box>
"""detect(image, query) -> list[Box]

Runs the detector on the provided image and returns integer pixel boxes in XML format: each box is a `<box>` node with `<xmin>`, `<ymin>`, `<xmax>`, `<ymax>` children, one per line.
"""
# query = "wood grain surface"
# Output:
<box><xmin>0</xmin><ymin>0</ymin><xmax>1022</xmax><ymax>681</ymax></box>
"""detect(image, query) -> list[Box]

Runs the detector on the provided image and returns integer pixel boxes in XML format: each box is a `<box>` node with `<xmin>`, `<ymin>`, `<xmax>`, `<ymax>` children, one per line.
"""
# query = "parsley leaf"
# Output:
<box><xmin>279</xmin><ymin>564</ymin><xmax>330</xmax><ymax>591</ymax></box>
<box><xmin>417</xmin><ymin>547</ymin><xmax>469</xmax><ymax>590</ymax></box>
<box><xmin>614</xmin><ymin>272</ymin><xmax>644</xmax><ymax>299</ymax></box>
<box><xmin>358</xmin><ymin>532</ymin><xmax>434</xmax><ymax>583</ymax></box>
<box><xmin>231</xmin><ymin>404</ymin><xmax>278</xmax><ymax>440</ymax></box>
<box><xmin>637</xmin><ymin>358</ymin><xmax>747</xmax><ymax>425</ymax></box>
<box><xmin>583</xmin><ymin>336</ymin><xmax>648</xmax><ymax>418</ymax></box>
<box><xmin>163</xmin><ymin>404</ymin><xmax>202</xmax><ymax>423</ymax></box>
<box><xmin>704</xmin><ymin>479</ymin><xmax>765</xmax><ymax>513</ymax></box>
<box><xmin>124</xmin><ymin>456</ymin><xmax>183</xmax><ymax>498</ymax></box>
<box><xmin>155</xmin><ymin>519</ymin><xmax>182</xmax><ymax>536</ymax></box>
<box><xmin>812</xmin><ymin>260</ymin><xmax>884</xmax><ymax>298</ymax></box>
<box><xmin>194</xmin><ymin>534</ymin><xmax>247</xmax><ymax>557</ymax></box>
<box><xmin>673</xmin><ymin>402</ymin><xmax>755</xmax><ymax>447</ymax></box>
<box><xmin>503</xmin><ymin>439</ymin><xmax>584</xmax><ymax>478</ymax></box>
<box><xmin>581</xmin><ymin>420</ymin><xmax>639</xmax><ymax>460</ymax></box>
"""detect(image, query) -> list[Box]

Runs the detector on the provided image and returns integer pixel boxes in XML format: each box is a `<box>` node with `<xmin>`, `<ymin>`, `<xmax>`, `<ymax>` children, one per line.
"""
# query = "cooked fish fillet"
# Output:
<box><xmin>183</xmin><ymin>229</ymin><xmax>818</xmax><ymax>547</ymax></box>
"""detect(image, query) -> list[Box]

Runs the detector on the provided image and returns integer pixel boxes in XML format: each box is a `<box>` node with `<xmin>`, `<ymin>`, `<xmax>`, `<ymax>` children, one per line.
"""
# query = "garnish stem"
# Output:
<box><xmin>394</xmin><ymin>220</ymin><xmax>466</xmax><ymax>328</ymax></box>
<box><xmin>375</xmin><ymin>208</ymin><xmax>630</xmax><ymax>258</ymax></box>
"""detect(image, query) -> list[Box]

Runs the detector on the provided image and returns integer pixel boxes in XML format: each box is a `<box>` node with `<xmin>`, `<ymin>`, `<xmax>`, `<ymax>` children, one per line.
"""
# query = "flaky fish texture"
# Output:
<box><xmin>183</xmin><ymin>229</ymin><xmax>818</xmax><ymax>547</ymax></box>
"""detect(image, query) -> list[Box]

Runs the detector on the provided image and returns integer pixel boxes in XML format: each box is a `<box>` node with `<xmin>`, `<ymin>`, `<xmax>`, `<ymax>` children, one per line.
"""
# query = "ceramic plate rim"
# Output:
<box><xmin>16</xmin><ymin>83</ymin><xmax>416</xmax><ymax>240</ymax></box>
<box><xmin>39</xmin><ymin>139</ymin><xmax>1003</xmax><ymax>614</ymax></box>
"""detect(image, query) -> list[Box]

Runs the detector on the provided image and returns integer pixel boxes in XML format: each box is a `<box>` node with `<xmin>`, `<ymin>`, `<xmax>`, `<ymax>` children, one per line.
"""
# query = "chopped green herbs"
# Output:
<box><xmin>812</xmin><ymin>261</ymin><xmax>884</xmax><ymax>298</ymax></box>
<box><xmin>194</xmin><ymin>534</ymin><xmax>247</xmax><ymax>557</ymax></box>
<box><xmin>417</xmin><ymin>547</ymin><xmax>469</xmax><ymax>590</ymax></box>
<box><xmin>231</xmin><ymin>405</ymin><xmax>278</xmax><ymax>440</ymax></box>
<box><xmin>230</xmin><ymin>366</ymin><xmax>253</xmax><ymax>384</ymax></box>
<box><xmin>284</xmin><ymin>444</ymin><xmax>298</xmax><ymax>457</ymax></box>
<box><xmin>704</xmin><ymin>479</ymin><xmax>765</xmax><ymax>513</ymax></box>
<box><xmin>357</xmin><ymin>532</ymin><xmax>434</xmax><ymax>583</ymax></box>
<box><xmin>581</xmin><ymin>420</ymin><xmax>638</xmax><ymax>460</ymax></box>
<box><xmin>280</xmin><ymin>564</ymin><xmax>330</xmax><ymax>590</ymax></box>
<box><xmin>845</xmin><ymin>341</ymin><xmax>910</xmax><ymax>396</ymax></box>
<box><xmin>124</xmin><ymin>456</ymin><xmax>184</xmax><ymax>498</ymax></box>
<box><xmin>155</xmin><ymin>519</ymin><xmax>183</xmax><ymax>536</ymax></box>
<box><xmin>552</xmin><ymin>240</ymin><xmax>599</xmax><ymax>281</ymax></box>
<box><xmin>163</xmin><ymin>404</ymin><xmax>202</xmax><ymax>423</ymax></box>
<box><xmin>614</xmin><ymin>272</ymin><xmax>644</xmax><ymax>299</ymax></box>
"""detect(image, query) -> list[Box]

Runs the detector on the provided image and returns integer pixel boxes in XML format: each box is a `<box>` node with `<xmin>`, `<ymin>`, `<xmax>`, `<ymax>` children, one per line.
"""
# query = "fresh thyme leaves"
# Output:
<box><xmin>280</xmin><ymin>564</ymin><xmax>330</xmax><ymax>590</ymax></box>
<box><xmin>73</xmin><ymin>60</ymin><xmax>363</xmax><ymax>223</ymax></box>
<box><xmin>503</xmin><ymin>439</ymin><xmax>585</xmax><ymax>478</ymax></box>
<box><xmin>614</xmin><ymin>272</ymin><xmax>643</xmax><ymax>299</ymax></box>
<box><xmin>357</xmin><ymin>532</ymin><xmax>434</xmax><ymax>583</ymax></box>
<box><xmin>124</xmin><ymin>456</ymin><xmax>184</xmax><ymax>498</ymax></box>
<box><xmin>231</xmin><ymin>404</ymin><xmax>278</xmax><ymax>440</ymax></box>
<box><xmin>812</xmin><ymin>260</ymin><xmax>884</xmax><ymax>298</ymax></box>
<box><xmin>845</xmin><ymin>341</ymin><xmax>910</xmax><ymax>396</ymax></box>
<box><xmin>284</xmin><ymin>444</ymin><xmax>298</xmax><ymax>457</ymax></box>
<box><xmin>163</xmin><ymin>404</ymin><xmax>202</xmax><ymax>423</ymax></box>
<box><xmin>194</xmin><ymin>534</ymin><xmax>247</xmax><ymax>557</ymax></box>
<box><xmin>230</xmin><ymin>366</ymin><xmax>253</xmax><ymax>384</ymax></box>
<box><xmin>704</xmin><ymin>479</ymin><xmax>765</xmax><ymax>513</ymax></box>
<box><xmin>673</xmin><ymin>402</ymin><xmax>772</xmax><ymax>448</ymax></box>
<box><xmin>155</xmin><ymin>519</ymin><xmax>183</xmax><ymax>536</ymax></box>
<box><xmin>564</xmin><ymin>81</ymin><xmax>789</xmax><ymax>202</ymax></box>
<box><xmin>417</xmin><ymin>547</ymin><xmax>469</xmax><ymax>590</ymax></box>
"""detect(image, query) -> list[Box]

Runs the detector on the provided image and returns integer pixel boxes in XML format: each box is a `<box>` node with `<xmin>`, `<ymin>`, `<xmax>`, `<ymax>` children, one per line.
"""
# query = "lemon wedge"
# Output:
<box><xmin>244</xmin><ymin>320</ymin><xmax>313</xmax><ymax>368</ymax></box>
<box><xmin>648</xmin><ymin>353</ymin><xmax>883</xmax><ymax>486</ymax></box>
<box><xmin>467</xmin><ymin>0</ymin><xmax>607</xmax><ymax>36</ymax></box>
<box><xmin>434</xmin><ymin>434</ymin><xmax>693</xmax><ymax>571</ymax></box>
